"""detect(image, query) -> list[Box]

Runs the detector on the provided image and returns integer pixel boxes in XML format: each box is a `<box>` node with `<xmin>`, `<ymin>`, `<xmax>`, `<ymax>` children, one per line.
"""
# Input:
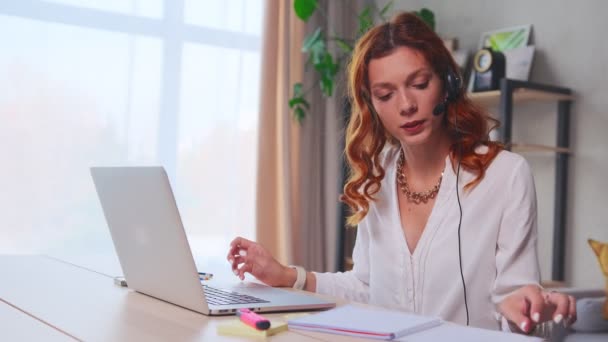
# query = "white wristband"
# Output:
<box><xmin>289</xmin><ymin>265</ymin><xmax>306</xmax><ymax>290</ymax></box>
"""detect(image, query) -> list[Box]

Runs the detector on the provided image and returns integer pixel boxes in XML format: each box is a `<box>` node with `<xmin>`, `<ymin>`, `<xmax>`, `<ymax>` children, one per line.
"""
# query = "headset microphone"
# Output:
<box><xmin>433</xmin><ymin>101</ymin><xmax>447</xmax><ymax>116</ymax></box>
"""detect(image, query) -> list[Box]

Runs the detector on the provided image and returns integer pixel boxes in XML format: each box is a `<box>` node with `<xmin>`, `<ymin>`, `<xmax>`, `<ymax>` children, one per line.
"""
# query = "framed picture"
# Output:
<box><xmin>468</xmin><ymin>24</ymin><xmax>534</xmax><ymax>90</ymax></box>
<box><xmin>478</xmin><ymin>24</ymin><xmax>532</xmax><ymax>51</ymax></box>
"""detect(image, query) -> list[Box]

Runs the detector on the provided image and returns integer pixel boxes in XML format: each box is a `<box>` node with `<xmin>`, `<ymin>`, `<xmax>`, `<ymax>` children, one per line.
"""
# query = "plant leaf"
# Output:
<box><xmin>358</xmin><ymin>5</ymin><xmax>374</xmax><ymax>35</ymax></box>
<box><xmin>289</xmin><ymin>96</ymin><xmax>310</xmax><ymax>109</ymax></box>
<box><xmin>293</xmin><ymin>0</ymin><xmax>318</xmax><ymax>22</ymax></box>
<box><xmin>302</xmin><ymin>28</ymin><xmax>322</xmax><ymax>53</ymax></box>
<box><xmin>320</xmin><ymin>77</ymin><xmax>333</xmax><ymax>97</ymax></box>
<box><xmin>415</xmin><ymin>8</ymin><xmax>435</xmax><ymax>31</ymax></box>
<box><xmin>303</xmin><ymin>28</ymin><xmax>327</xmax><ymax>68</ymax></box>
<box><xmin>294</xmin><ymin>106</ymin><xmax>306</xmax><ymax>122</ymax></box>
<box><xmin>293</xmin><ymin>82</ymin><xmax>303</xmax><ymax>97</ymax></box>
<box><xmin>292</xmin><ymin>0</ymin><xmax>404</xmax><ymax>123</ymax></box>
<box><xmin>311</xmin><ymin>50</ymin><xmax>339</xmax><ymax>97</ymax></box>
<box><xmin>332</xmin><ymin>37</ymin><xmax>353</xmax><ymax>53</ymax></box>
<box><xmin>379</xmin><ymin>0</ymin><xmax>394</xmax><ymax>19</ymax></box>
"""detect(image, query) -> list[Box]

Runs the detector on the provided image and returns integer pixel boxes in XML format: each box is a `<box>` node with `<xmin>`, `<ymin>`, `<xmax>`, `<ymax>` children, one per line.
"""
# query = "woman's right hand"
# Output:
<box><xmin>226</xmin><ymin>236</ymin><xmax>295</xmax><ymax>287</ymax></box>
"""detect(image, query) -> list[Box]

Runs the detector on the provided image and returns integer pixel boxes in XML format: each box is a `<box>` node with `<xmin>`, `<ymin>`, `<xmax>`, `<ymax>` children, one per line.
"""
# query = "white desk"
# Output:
<box><xmin>0</xmin><ymin>255</ymin><xmax>542</xmax><ymax>341</ymax></box>
<box><xmin>0</xmin><ymin>299</ymin><xmax>73</xmax><ymax>341</ymax></box>
<box><xmin>0</xmin><ymin>255</ymin><xmax>321</xmax><ymax>341</ymax></box>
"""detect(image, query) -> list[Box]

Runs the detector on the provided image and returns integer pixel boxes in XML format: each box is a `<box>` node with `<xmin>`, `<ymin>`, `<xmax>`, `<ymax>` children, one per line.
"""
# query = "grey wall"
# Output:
<box><xmin>377</xmin><ymin>0</ymin><xmax>608</xmax><ymax>288</ymax></box>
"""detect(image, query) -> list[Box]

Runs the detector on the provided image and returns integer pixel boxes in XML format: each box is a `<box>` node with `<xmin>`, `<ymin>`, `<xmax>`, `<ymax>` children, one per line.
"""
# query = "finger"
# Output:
<box><xmin>526</xmin><ymin>289</ymin><xmax>545</xmax><ymax>324</ymax></box>
<box><xmin>226</xmin><ymin>247</ymin><xmax>237</xmax><ymax>263</ymax></box>
<box><xmin>227</xmin><ymin>238</ymin><xmax>255</xmax><ymax>265</ymax></box>
<box><xmin>230</xmin><ymin>255</ymin><xmax>243</xmax><ymax>275</ymax></box>
<box><xmin>503</xmin><ymin>298</ymin><xmax>533</xmax><ymax>333</ymax></box>
<box><xmin>232</xmin><ymin>254</ymin><xmax>256</xmax><ymax>277</ymax></box>
<box><xmin>228</xmin><ymin>237</ymin><xmax>242</xmax><ymax>257</ymax></box>
<box><xmin>229</xmin><ymin>236</ymin><xmax>255</xmax><ymax>250</ymax></box>
<box><xmin>227</xmin><ymin>243</ymin><xmax>249</xmax><ymax>260</ymax></box>
<box><xmin>228</xmin><ymin>236</ymin><xmax>243</xmax><ymax>248</ymax></box>
<box><xmin>237</xmin><ymin>262</ymin><xmax>253</xmax><ymax>280</ymax></box>
<box><xmin>226</xmin><ymin>248</ymin><xmax>242</xmax><ymax>266</ymax></box>
<box><xmin>232</xmin><ymin>255</ymin><xmax>251</xmax><ymax>277</ymax></box>
<box><xmin>231</xmin><ymin>255</ymin><xmax>246</xmax><ymax>270</ymax></box>
<box><xmin>233</xmin><ymin>254</ymin><xmax>253</xmax><ymax>267</ymax></box>
<box><xmin>518</xmin><ymin>318</ymin><xmax>533</xmax><ymax>334</ymax></box>
<box><xmin>547</xmin><ymin>292</ymin><xmax>569</xmax><ymax>324</ymax></box>
<box><xmin>567</xmin><ymin>295</ymin><xmax>577</xmax><ymax>326</ymax></box>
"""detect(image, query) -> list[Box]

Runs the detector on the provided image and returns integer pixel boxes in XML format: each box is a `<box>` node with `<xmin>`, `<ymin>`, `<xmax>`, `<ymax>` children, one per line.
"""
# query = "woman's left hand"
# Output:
<box><xmin>498</xmin><ymin>284</ymin><xmax>577</xmax><ymax>334</ymax></box>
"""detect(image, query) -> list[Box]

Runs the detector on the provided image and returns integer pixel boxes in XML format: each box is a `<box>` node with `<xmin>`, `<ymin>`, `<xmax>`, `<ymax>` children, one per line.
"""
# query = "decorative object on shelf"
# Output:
<box><xmin>504</xmin><ymin>45</ymin><xmax>535</xmax><ymax>81</ymax></box>
<box><xmin>479</xmin><ymin>24</ymin><xmax>531</xmax><ymax>51</ymax></box>
<box><xmin>467</xmin><ymin>24</ymin><xmax>533</xmax><ymax>92</ymax></box>
<box><xmin>472</xmin><ymin>48</ymin><xmax>506</xmax><ymax>92</ymax></box>
<box><xmin>588</xmin><ymin>238</ymin><xmax>608</xmax><ymax>319</ymax></box>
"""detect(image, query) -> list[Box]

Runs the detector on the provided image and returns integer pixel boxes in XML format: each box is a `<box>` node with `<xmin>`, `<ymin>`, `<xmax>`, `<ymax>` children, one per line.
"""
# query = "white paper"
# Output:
<box><xmin>504</xmin><ymin>45</ymin><xmax>535</xmax><ymax>81</ymax></box>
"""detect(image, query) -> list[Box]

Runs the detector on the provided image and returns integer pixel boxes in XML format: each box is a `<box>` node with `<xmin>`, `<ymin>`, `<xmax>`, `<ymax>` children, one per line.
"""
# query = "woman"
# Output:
<box><xmin>227</xmin><ymin>12</ymin><xmax>576</xmax><ymax>333</ymax></box>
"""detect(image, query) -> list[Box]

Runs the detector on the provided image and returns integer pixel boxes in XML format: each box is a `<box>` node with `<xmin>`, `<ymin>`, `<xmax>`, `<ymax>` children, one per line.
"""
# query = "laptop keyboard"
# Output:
<box><xmin>203</xmin><ymin>285</ymin><xmax>270</xmax><ymax>306</ymax></box>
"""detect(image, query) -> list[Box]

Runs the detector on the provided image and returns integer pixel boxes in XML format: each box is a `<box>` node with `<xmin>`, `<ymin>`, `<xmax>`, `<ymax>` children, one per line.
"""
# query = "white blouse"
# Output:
<box><xmin>314</xmin><ymin>145</ymin><xmax>541</xmax><ymax>330</ymax></box>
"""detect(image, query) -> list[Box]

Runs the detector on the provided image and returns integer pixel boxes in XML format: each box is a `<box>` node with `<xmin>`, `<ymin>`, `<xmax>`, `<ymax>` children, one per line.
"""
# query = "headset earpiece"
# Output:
<box><xmin>445</xmin><ymin>68</ymin><xmax>462</xmax><ymax>101</ymax></box>
<box><xmin>433</xmin><ymin>67</ymin><xmax>462</xmax><ymax>116</ymax></box>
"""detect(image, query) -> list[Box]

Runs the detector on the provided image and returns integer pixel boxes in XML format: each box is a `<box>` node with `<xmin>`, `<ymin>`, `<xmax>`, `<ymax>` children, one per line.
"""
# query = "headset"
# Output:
<box><xmin>433</xmin><ymin>67</ymin><xmax>470</xmax><ymax>326</ymax></box>
<box><xmin>433</xmin><ymin>67</ymin><xmax>462</xmax><ymax>116</ymax></box>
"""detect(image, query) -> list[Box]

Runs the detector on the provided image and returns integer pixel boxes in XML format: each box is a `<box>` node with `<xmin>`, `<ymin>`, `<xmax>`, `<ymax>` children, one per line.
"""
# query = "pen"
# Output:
<box><xmin>198</xmin><ymin>272</ymin><xmax>213</xmax><ymax>280</ymax></box>
<box><xmin>236</xmin><ymin>308</ymin><xmax>271</xmax><ymax>330</ymax></box>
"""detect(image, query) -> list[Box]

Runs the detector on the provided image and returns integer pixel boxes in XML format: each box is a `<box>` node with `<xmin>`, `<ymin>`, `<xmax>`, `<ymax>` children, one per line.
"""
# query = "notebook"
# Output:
<box><xmin>287</xmin><ymin>305</ymin><xmax>442</xmax><ymax>340</ymax></box>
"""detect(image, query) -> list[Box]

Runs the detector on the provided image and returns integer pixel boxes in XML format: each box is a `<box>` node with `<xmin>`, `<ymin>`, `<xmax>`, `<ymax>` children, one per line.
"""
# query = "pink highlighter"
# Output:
<box><xmin>236</xmin><ymin>308</ymin><xmax>271</xmax><ymax>330</ymax></box>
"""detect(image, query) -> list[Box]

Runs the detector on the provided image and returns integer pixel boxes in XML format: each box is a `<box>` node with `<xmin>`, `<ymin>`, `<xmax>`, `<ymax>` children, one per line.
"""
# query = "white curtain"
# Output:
<box><xmin>0</xmin><ymin>1</ymin><xmax>264</xmax><ymax>272</ymax></box>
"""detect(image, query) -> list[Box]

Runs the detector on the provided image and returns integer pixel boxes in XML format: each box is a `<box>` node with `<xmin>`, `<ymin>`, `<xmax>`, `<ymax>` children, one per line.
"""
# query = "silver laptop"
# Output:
<box><xmin>90</xmin><ymin>166</ymin><xmax>335</xmax><ymax>315</ymax></box>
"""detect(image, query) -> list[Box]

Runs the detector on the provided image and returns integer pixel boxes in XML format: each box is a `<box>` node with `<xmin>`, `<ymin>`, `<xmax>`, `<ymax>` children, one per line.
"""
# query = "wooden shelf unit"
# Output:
<box><xmin>469</xmin><ymin>88</ymin><xmax>574</xmax><ymax>108</ymax></box>
<box><xmin>510</xmin><ymin>143</ymin><xmax>571</xmax><ymax>154</ymax></box>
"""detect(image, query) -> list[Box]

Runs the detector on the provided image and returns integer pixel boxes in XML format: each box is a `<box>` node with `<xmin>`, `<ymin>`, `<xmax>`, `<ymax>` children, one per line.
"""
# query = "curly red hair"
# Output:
<box><xmin>342</xmin><ymin>12</ymin><xmax>503</xmax><ymax>226</ymax></box>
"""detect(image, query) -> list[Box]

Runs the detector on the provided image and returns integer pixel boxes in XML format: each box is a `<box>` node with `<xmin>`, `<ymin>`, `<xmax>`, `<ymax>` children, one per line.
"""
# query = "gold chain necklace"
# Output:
<box><xmin>396</xmin><ymin>150</ymin><xmax>443</xmax><ymax>204</ymax></box>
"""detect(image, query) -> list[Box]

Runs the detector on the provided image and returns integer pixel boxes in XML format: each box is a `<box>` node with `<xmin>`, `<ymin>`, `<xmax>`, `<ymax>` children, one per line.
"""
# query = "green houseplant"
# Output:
<box><xmin>288</xmin><ymin>0</ymin><xmax>435</xmax><ymax>122</ymax></box>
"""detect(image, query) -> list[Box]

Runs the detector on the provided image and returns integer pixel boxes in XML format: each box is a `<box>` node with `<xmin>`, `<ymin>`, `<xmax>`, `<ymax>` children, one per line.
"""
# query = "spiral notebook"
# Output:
<box><xmin>287</xmin><ymin>305</ymin><xmax>442</xmax><ymax>340</ymax></box>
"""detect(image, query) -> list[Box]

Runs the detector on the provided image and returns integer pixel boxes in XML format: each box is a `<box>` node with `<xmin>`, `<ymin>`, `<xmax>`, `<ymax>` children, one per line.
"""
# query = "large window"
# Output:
<box><xmin>0</xmin><ymin>1</ymin><xmax>263</xmax><ymax>266</ymax></box>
